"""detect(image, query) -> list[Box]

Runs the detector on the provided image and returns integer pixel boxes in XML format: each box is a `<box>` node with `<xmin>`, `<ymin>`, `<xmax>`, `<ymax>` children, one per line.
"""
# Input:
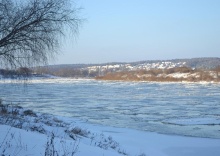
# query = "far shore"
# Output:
<box><xmin>96</xmin><ymin>67</ymin><xmax>220</xmax><ymax>83</ymax></box>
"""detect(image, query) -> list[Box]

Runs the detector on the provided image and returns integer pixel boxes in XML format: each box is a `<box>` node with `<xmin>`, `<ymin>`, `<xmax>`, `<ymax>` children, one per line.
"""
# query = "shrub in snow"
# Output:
<box><xmin>23</xmin><ymin>110</ymin><xmax>37</xmax><ymax>117</ymax></box>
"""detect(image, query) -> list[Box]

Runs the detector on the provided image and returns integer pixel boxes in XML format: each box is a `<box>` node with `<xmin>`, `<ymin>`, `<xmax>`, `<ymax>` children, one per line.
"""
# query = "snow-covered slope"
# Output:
<box><xmin>1</xmin><ymin>104</ymin><xmax>220</xmax><ymax>156</ymax></box>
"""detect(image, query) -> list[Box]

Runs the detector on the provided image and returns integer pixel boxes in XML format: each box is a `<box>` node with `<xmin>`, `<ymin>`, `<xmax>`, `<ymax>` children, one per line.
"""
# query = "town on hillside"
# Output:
<box><xmin>1</xmin><ymin>58</ymin><xmax>220</xmax><ymax>82</ymax></box>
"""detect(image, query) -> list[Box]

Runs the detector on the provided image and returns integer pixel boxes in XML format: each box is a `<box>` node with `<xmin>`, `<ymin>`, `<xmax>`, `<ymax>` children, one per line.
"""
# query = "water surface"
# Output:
<box><xmin>1</xmin><ymin>79</ymin><xmax>220</xmax><ymax>138</ymax></box>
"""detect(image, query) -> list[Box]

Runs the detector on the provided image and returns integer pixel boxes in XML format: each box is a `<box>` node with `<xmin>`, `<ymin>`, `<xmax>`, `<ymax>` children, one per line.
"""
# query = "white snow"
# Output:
<box><xmin>167</xmin><ymin>73</ymin><xmax>189</xmax><ymax>78</ymax></box>
<box><xmin>1</xmin><ymin>105</ymin><xmax>220</xmax><ymax>156</ymax></box>
<box><xmin>0</xmin><ymin>125</ymin><xmax>119</xmax><ymax>156</ymax></box>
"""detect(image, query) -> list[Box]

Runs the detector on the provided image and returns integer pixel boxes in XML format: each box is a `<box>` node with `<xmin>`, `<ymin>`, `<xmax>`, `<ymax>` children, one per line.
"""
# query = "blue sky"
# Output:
<box><xmin>54</xmin><ymin>0</ymin><xmax>220</xmax><ymax>64</ymax></box>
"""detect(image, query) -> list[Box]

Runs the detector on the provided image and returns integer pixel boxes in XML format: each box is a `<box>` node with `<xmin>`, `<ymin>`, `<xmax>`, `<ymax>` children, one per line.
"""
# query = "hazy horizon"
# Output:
<box><xmin>48</xmin><ymin>57</ymin><xmax>220</xmax><ymax>66</ymax></box>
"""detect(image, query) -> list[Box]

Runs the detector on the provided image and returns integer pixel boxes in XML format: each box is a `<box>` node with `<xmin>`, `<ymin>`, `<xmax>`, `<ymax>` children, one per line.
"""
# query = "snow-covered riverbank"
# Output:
<box><xmin>1</xmin><ymin>104</ymin><xmax>220</xmax><ymax>156</ymax></box>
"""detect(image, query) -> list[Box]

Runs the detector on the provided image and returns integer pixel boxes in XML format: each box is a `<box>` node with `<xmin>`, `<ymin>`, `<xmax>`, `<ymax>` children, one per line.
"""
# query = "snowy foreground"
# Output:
<box><xmin>0</xmin><ymin>105</ymin><xmax>220</xmax><ymax>156</ymax></box>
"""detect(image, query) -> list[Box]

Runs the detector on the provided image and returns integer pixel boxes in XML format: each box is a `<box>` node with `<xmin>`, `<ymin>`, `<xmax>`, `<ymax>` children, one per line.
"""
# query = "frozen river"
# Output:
<box><xmin>1</xmin><ymin>78</ymin><xmax>220</xmax><ymax>138</ymax></box>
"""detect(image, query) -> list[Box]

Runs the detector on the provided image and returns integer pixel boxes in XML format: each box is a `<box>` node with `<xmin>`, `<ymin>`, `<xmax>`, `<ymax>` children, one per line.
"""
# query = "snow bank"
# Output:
<box><xmin>0</xmin><ymin>105</ymin><xmax>220</xmax><ymax>156</ymax></box>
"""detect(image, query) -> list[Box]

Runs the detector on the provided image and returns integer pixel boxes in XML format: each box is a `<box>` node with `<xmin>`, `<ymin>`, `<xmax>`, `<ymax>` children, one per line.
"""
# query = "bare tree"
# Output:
<box><xmin>0</xmin><ymin>0</ymin><xmax>81</xmax><ymax>69</ymax></box>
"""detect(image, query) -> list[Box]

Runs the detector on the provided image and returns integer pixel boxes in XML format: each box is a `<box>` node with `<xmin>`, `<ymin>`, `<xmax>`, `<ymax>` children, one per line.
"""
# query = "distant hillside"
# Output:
<box><xmin>33</xmin><ymin>57</ymin><xmax>220</xmax><ymax>78</ymax></box>
<box><xmin>169</xmin><ymin>57</ymin><xmax>220</xmax><ymax>69</ymax></box>
<box><xmin>183</xmin><ymin>58</ymin><xmax>220</xmax><ymax>69</ymax></box>
<box><xmin>130</xmin><ymin>57</ymin><xmax>220</xmax><ymax>69</ymax></box>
